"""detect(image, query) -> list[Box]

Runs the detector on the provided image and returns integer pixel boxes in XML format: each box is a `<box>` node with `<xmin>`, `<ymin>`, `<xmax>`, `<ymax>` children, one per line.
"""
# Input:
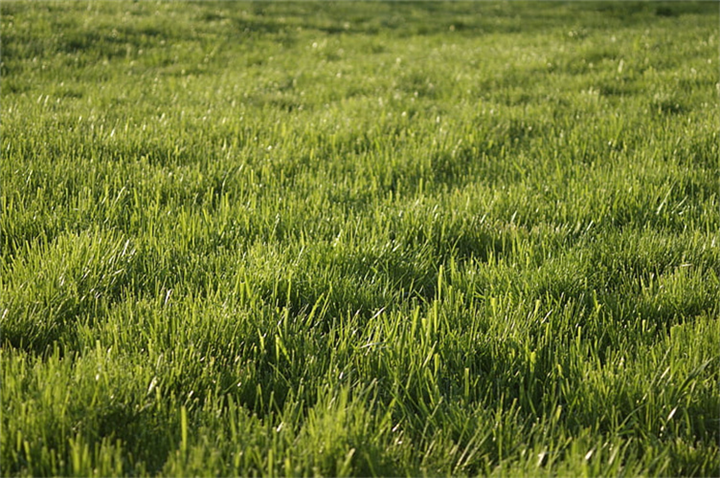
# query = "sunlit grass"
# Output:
<box><xmin>2</xmin><ymin>1</ymin><xmax>718</xmax><ymax>476</ymax></box>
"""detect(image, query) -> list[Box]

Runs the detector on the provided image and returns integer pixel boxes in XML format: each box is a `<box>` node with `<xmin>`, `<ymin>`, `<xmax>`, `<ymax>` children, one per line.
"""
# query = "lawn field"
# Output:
<box><xmin>1</xmin><ymin>1</ymin><xmax>719</xmax><ymax>476</ymax></box>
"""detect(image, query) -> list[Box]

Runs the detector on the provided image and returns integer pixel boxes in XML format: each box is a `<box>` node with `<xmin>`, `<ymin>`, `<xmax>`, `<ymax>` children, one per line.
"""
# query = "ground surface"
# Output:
<box><xmin>1</xmin><ymin>1</ymin><xmax>719</xmax><ymax>476</ymax></box>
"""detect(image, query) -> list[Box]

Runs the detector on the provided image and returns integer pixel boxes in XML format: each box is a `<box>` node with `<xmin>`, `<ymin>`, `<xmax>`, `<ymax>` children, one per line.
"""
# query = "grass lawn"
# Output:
<box><xmin>1</xmin><ymin>1</ymin><xmax>719</xmax><ymax>476</ymax></box>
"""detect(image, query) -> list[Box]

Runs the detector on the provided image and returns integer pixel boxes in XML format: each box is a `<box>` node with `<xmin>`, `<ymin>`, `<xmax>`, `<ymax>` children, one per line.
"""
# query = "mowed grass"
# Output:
<box><xmin>1</xmin><ymin>1</ymin><xmax>719</xmax><ymax>476</ymax></box>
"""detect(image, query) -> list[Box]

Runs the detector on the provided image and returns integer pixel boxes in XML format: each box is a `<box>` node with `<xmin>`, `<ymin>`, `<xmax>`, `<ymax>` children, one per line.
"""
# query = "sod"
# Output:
<box><xmin>1</xmin><ymin>1</ymin><xmax>719</xmax><ymax>476</ymax></box>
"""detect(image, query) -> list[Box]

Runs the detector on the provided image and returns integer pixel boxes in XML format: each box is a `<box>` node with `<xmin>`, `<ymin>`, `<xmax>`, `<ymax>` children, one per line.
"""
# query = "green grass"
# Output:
<box><xmin>1</xmin><ymin>1</ymin><xmax>719</xmax><ymax>476</ymax></box>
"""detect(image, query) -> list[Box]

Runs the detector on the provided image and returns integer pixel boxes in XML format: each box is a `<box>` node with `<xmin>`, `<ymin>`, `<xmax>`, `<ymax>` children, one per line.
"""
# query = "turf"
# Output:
<box><xmin>1</xmin><ymin>1</ymin><xmax>719</xmax><ymax>476</ymax></box>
